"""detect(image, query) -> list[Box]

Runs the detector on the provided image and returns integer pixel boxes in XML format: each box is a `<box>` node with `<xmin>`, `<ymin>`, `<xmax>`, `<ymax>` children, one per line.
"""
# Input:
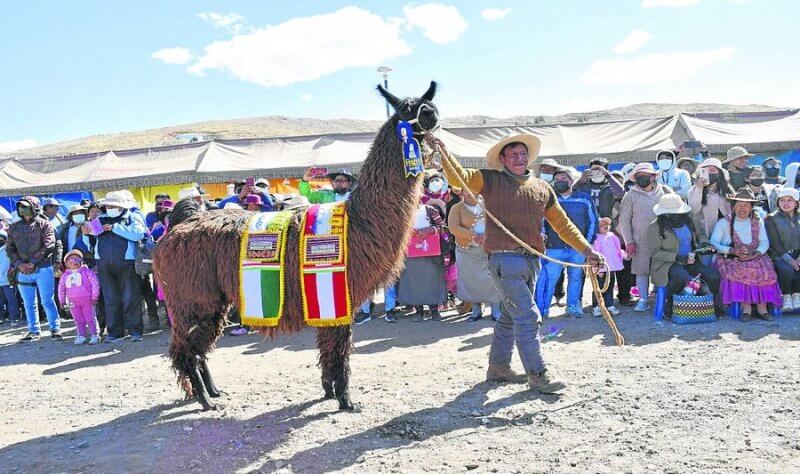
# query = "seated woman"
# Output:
<box><xmin>647</xmin><ymin>194</ymin><xmax>723</xmax><ymax>317</ymax></box>
<box><xmin>710</xmin><ymin>189</ymin><xmax>782</xmax><ymax>321</ymax></box>
<box><xmin>765</xmin><ymin>188</ymin><xmax>800</xmax><ymax>311</ymax></box>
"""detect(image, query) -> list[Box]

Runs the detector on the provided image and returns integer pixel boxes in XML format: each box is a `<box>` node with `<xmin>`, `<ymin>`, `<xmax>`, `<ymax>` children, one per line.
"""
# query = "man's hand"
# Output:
<box><xmin>81</xmin><ymin>224</ymin><xmax>92</xmax><ymax>235</ymax></box>
<box><xmin>238</xmin><ymin>184</ymin><xmax>254</xmax><ymax>199</ymax></box>
<box><xmin>577</xmin><ymin>169</ymin><xmax>592</xmax><ymax>184</ymax></box>
<box><xmin>583</xmin><ymin>248</ymin><xmax>606</xmax><ymax>269</ymax></box>
<box><xmin>301</xmin><ymin>168</ymin><xmax>319</xmax><ymax>182</ymax></box>
<box><xmin>473</xmin><ymin>233</ymin><xmax>485</xmax><ymax>246</ymax></box>
<box><xmin>791</xmin><ymin>259</ymin><xmax>800</xmax><ymax>272</ymax></box>
<box><xmin>626</xmin><ymin>243</ymin><xmax>637</xmax><ymax>258</ymax></box>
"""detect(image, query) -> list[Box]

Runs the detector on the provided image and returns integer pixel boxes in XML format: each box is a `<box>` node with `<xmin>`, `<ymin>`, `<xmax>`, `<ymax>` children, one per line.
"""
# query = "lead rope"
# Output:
<box><xmin>426</xmin><ymin>138</ymin><xmax>624</xmax><ymax>346</ymax></box>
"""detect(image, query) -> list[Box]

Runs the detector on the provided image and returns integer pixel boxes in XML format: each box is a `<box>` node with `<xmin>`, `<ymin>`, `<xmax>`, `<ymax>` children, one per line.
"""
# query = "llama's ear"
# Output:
<box><xmin>377</xmin><ymin>84</ymin><xmax>402</xmax><ymax>110</ymax></box>
<box><xmin>421</xmin><ymin>81</ymin><xmax>437</xmax><ymax>101</ymax></box>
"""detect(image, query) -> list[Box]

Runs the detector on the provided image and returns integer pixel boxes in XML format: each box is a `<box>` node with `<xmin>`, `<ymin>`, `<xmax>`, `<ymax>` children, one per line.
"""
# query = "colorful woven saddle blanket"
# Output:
<box><xmin>238</xmin><ymin>202</ymin><xmax>352</xmax><ymax>328</ymax></box>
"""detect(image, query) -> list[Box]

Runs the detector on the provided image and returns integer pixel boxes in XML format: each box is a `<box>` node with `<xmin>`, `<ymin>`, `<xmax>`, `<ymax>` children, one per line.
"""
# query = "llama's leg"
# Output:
<box><xmin>317</xmin><ymin>326</ymin><xmax>355</xmax><ymax>410</ymax></box>
<box><xmin>198</xmin><ymin>356</ymin><xmax>222</xmax><ymax>398</ymax></box>
<box><xmin>169</xmin><ymin>308</ymin><xmax>225</xmax><ymax>411</ymax></box>
<box><xmin>316</xmin><ymin>329</ymin><xmax>336</xmax><ymax>399</ymax></box>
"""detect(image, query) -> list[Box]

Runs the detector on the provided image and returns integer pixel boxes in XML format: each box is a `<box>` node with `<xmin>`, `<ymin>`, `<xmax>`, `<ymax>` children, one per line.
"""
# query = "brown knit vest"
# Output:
<box><xmin>480</xmin><ymin>170</ymin><xmax>555</xmax><ymax>253</ymax></box>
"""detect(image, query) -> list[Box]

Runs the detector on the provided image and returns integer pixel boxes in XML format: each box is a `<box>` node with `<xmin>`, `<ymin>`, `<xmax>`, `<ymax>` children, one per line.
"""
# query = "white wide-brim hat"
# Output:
<box><xmin>698</xmin><ymin>157</ymin><xmax>723</xmax><ymax>170</ymax></box>
<box><xmin>653</xmin><ymin>193</ymin><xmax>691</xmax><ymax>216</ymax></box>
<box><xmin>102</xmin><ymin>191</ymin><xmax>134</xmax><ymax>209</ymax></box>
<box><xmin>485</xmin><ymin>134</ymin><xmax>541</xmax><ymax>171</ymax></box>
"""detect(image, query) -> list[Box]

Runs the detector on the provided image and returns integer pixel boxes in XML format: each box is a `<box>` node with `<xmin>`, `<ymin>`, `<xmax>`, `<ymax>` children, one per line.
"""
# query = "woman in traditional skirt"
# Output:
<box><xmin>398</xmin><ymin>197</ymin><xmax>448</xmax><ymax>322</ymax></box>
<box><xmin>710</xmin><ymin>188</ymin><xmax>783</xmax><ymax>321</ymax></box>
<box><xmin>448</xmin><ymin>192</ymin><xmax>502</xmax><ymax>321</ymax></box>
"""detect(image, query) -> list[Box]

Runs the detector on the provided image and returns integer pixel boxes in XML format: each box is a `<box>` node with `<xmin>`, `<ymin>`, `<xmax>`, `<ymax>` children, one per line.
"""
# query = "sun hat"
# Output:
<box><xmin>282</xmin><ymin>194</ymin><xmax>310</xmax><ymax>210</ymax></box>
<box><xmin>485</xmin><ymin>134</ymin><xmax>541</xmax><ymax>171</ymax></box>
<box><xmin>102</xmin><ymin>191</ymin><xmax>134</xmax><ymax>209</ymax></box>
<box><xmin>723</xmin><ymin>146</ymin><xmax>754</xmax><ymax>164</ymax></box>
<box><xmin>63</xmin><ymin>249</ymin><xmax>83</xmax><ymax>263</ymax></box>
<box><xmin>776</xmin><ymin>187</ymin><xmax>800</xmax><ymax>202</ymax></box>
<box><xmin>244</xmin><ymin>194</ymin><xmax>263</xmax><ymax>206</ymax></box>
<box><xmin>178</xmin><ymin>187</ymin><xmax>202</xmax><ymax>200</ymax></box>
<box><xmin>630</xmin><ymin>162</ymin><xmax>660</xmax><ymax>176</ymax></box>
<box><xmin>254</xmin><ymin>178</ymin><xmax>270</xmax><ymax>188</ymax></box>
<box><xmin>698</xmin><ymin>157</ymin><xmax>723</xmax><ymax>170</ymax></box>
<box><xmin>533</xmin><ymin>158</ymin><xmax>562</xmax><ymax>173</ymax></box>
<box><xmin>726</xmin><ymin>188</ymin><xmax>760</xmax><ymax>203</ymax></box>
<box><xmin>66</xmin><ymin>204</ymin><xmax>87</xmax><ymax>216</ymax></box>
<box><xmin>42</xmin><ymin>197</ymin><xmax>61</xmax><ymax>207</ymax></box>
<box><xmin>325</xmin><ymin>169</ymin><xmax>357</xmax><ymax>182</ymax></box>
<box><xmin>653</xmin><ymin>193</ymin><xmax>691</xmax><ymax>216</ymax></box>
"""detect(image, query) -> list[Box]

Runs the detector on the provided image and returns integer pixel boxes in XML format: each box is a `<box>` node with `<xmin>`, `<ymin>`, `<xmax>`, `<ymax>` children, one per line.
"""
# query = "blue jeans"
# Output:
<box><xmin>534</xmin><ymin>248</ymin><xmax>585</xmax><ymax>317</ymax></box>
<box><xmin>17</xmin><ymin>265</ymin><xmax>60</xmax><ymax>334</ymax></box>
<box><xmin>487</xmin><ymin>253</ymin><xmax>545</xmax><ymax>374</ymax></box>
<box><xmin>0</xmin><ymin>285</ymin><xmax>21</xmax><ymax>321</ymax></box>
<box><xmin>359</xmin><ymin>284</ymin><xmax>397</xmax><ymax>313</ymax></box>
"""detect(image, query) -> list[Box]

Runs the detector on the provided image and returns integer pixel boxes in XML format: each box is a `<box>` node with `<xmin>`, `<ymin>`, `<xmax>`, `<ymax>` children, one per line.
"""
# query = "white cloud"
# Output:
<box><xmin>152</xmin><ymin>47</ymin><xmax>194</xmax><ymax>65</ymax></box>
<box><xmin>301</xmin><ymin>93</ymin><xmax>312</xmax><ymax>102</ymax></box>
<box><xmin>0</xmin><ymin>139</ymin><xmax>38</xmax><ymax>153</ymax></box>
<box><xmin>613</xmin><ymin>29</ymin><xmax>651</xmax><ymax>55</ymax></box>
<box><xmin>198</xmin><ymin>12</ymin><xmax>245</xmax><ymax>33</ymax></box>
<box><xmin>582</xmin><ymin>48</ymin><xmax>735</xmax><ymax>85</ymax></box>
<box><xmin>642</xmin><ymin>0</ymin><xmax>700</xmax><ymax>7</ymax></box>
<box><xmin>481</xmin><ymin>7</ymin><xmax>511</xmax><ymax>21</ymax></box>
<box><xmin>403</xmin><ymin>3</ymin><xmax>467</xmax><ymax>44</ymax></box>
<box><xmin>187</xmin><ymin>7</ymin><xmax>411</xmax><ymax>87</ymax></box>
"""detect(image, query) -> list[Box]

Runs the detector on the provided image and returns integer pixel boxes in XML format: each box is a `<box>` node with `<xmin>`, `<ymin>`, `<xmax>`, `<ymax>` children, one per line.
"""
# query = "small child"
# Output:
<box><xmin>592</xmin><ymin>217</ymin><xmax>624</xmax><ymax>317</ymax></box>
<box><xmin>58</xmin><ymin>250</ymin><xmax>101</xmax><ymax>345</ymax></box>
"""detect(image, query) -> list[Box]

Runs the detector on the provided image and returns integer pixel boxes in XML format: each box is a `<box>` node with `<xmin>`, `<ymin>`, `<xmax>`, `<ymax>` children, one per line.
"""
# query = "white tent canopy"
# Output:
<box><xmin>1</xmin><ymin>110</ymin><xmax>797</xmax><ymax>196</ymax></box>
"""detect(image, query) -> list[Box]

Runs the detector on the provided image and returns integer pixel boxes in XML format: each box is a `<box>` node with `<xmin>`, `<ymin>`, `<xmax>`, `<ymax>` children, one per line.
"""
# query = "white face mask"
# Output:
<box><xmin>106</xmin><ymin>208</ymin><xmax>122</xmax><ymax>218</ymax></box>
<box><xmin>539</xmin><ymin>173</ymin><xmax>554</xmax><ymax>183</ymax></box>
<box><xmin>71</xmin><ymin>214</ymin><xmax>86</xmax><ymax>224</ymax></box>
<box><xmin>428</xmin><ymin>179</ymin><xmax>444</xmax><ymax>193</ymax></box>
<box><xmin>657</xmin><ymin>159</ymin><xmax>673</xmax><ymax>171</ymax></box>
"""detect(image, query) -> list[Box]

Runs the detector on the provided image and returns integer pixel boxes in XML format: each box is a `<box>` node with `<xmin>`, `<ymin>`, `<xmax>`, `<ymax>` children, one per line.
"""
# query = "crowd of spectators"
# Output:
<box><xmin>1</xmin><ymin>149</ymin><xmax>798</xmax><ymax>343</ymax></box>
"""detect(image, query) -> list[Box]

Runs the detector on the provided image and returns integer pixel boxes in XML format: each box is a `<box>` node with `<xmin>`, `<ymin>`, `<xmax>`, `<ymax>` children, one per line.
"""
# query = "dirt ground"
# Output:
<box><xmin>2</xmin><ymin>287</ymin><xmax>800</xmax><ymax>474</ymax></box>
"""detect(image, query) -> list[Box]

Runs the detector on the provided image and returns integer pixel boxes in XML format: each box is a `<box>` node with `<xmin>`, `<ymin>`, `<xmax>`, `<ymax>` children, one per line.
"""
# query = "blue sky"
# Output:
<box><xmin>1</xmin><ymin>0</ymin><xmax>798</xmax><ymax>150</ymax></box>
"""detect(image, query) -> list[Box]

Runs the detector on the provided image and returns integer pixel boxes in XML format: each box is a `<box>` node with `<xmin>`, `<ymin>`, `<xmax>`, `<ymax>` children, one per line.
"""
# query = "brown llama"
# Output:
<box><xmin>154</xmin><ymin>81</ymin><xmax>440</xmax><ymax>411</ymax></box>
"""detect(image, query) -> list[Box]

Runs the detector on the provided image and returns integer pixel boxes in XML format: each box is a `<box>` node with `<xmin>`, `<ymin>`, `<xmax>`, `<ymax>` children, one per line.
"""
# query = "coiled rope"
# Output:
<box><xmin>426</xmin><ymin>136</ymin><xmax>625</xmax><ymax>346</ymax></box>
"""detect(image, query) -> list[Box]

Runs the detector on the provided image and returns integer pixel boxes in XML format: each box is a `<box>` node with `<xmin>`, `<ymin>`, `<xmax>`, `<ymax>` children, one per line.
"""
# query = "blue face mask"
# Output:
<box><xmin>106</xmin><ymin>208</ymin><xmax>122</xmax><ymax>218</ymax></box>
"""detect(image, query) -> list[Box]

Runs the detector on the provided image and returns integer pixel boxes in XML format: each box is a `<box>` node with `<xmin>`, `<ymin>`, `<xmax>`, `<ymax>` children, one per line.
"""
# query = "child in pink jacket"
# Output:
<box><xmin>592</xmin><ymin>217</ymin><xmax>625</xmax><ymax>317</ymax></box>
<box><xmin>58</xmin><ymin>250</ymin><xmax>101</xmax><ymax>345</ymax></box>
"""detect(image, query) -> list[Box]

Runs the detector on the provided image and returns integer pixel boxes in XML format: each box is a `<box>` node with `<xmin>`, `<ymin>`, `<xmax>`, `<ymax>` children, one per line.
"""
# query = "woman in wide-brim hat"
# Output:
<box><xmin>709</xmin><ymin>188</ymin><xmax>782</xmax><ymax>321</ymax></box>
<box><xmin>647</xmin><ymin>194</ymin><xmax>724</xmax><ymax>318</ymax></box>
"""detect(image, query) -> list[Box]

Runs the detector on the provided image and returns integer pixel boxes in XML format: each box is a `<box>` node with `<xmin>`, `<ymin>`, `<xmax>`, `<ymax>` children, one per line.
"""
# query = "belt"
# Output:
<box><xmin>490</xmin><ymin>247</ymin><xmax>530</xmax><ymax>255</ymax></box>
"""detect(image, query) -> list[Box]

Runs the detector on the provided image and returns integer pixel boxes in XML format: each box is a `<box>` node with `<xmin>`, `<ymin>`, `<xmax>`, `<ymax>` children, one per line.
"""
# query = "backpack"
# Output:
<box><xmin>134</xmin><ymin>234</ymin><xmax>157</xmax><ymax>277</ymax></box>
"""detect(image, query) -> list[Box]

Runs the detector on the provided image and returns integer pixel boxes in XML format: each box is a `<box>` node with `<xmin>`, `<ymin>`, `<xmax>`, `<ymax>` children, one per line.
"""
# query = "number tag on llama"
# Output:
<box><xmin>396</xmin><ymin>121</ymin><xmax>424</xmax><ymax>177</ymax></box>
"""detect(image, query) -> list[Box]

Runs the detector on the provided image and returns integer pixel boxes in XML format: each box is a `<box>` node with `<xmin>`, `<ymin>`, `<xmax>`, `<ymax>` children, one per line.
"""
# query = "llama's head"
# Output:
<box><xmin>377</xmin><ymin>81</ymin><xmax>439</xmax><ymax>135</ymax></box>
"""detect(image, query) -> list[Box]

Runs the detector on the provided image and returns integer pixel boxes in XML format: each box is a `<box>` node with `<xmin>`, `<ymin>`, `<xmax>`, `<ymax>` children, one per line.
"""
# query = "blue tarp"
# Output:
<box><xmin>0</xmin><ymin>192</ymin><xmax>95</xmax><ymax>218</ymax></box>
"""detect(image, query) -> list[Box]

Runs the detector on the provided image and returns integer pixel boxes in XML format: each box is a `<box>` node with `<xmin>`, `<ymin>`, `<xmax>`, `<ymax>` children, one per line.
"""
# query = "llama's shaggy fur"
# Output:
<box><xmin>154</xmin><ymin>81</ymin><xmax>438</xmax><ymax>410</ymax></box>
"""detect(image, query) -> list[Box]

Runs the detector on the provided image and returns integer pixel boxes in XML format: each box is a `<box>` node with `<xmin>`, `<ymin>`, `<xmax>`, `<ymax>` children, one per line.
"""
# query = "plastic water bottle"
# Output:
<box><xmin>683</xmin><ymin>274</ymin><xmax>702</xmax><ymax>295</ymax></box>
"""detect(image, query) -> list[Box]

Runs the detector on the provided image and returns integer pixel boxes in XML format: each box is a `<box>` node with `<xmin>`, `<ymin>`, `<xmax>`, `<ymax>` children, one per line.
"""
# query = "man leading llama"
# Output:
<box><xmin>432</xmin><ymin>134</ymin><xmax>605</xmax><ymax>393</ymax></box>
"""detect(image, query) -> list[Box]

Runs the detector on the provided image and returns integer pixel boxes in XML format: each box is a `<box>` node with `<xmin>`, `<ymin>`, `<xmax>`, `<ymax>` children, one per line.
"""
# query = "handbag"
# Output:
<box><xmin>134</xmin><ymin>235</ymin><xmax>157</xmax><ymax>277</ymax></box>
<box><xmin>407</xmin><ymin>233</ymin><xmax>441</xmax><ymax>258</ymax></box>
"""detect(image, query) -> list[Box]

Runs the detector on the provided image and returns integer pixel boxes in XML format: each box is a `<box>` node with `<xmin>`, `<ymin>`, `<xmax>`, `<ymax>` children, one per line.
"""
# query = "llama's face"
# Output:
<box><xmin>377</xmin><ymin>81</ymin><xmax>440</xmax><ymax>135</ymax></box>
